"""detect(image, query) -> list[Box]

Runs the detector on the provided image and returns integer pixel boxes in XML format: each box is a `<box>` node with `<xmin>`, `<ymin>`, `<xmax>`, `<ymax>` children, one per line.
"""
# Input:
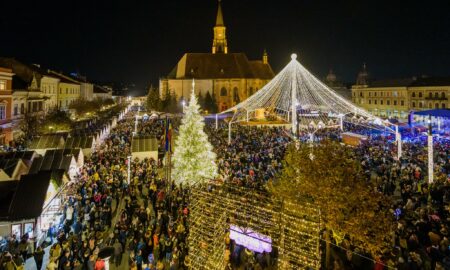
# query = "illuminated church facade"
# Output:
<box><xmin>159</xmin><ymin>0</ymin><xmax>274</xmax><ymax>112</ymax></box>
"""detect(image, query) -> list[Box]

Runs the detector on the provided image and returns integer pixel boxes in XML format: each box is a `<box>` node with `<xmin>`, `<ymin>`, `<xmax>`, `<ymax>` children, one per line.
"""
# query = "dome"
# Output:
<box><xmin>326</xmin><ymin>70</ymin><xmax>337</xmax><ymax>82</ymax></box>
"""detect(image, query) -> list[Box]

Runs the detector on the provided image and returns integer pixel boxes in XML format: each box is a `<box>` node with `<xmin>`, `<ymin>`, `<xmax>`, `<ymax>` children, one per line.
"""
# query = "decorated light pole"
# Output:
<box><xmin>127</xmin><ymin>155</ymin><xmax>132</xmax><ymax>185</ymax></box>
<box><xmin>428</xmin><ymin>115</ymin><xmax>433</xmax><ymax>184</ymax></box>
<box><xmin>395</xmin><ymin>125</ymin><xmax>402</xmax><ymax>159</ymax></box>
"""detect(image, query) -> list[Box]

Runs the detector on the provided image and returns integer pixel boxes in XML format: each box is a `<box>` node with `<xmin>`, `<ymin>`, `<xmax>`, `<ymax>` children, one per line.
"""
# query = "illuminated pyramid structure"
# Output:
<box><xmin>223</xmin><ymin>54</ymin><xmax>391</xmax><ymax>133</ymax></box>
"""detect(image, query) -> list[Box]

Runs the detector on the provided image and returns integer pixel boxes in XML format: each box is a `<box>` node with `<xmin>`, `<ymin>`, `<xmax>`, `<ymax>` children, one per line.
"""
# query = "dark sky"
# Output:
<box><xmin>1</xmin><ymin>0</ymin><xmax>450</xmax><ymax>95</ymax></box>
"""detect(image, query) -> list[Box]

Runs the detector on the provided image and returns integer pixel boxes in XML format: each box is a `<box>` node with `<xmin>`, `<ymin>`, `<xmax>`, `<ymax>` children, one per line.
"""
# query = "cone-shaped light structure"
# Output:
<box><xmin>223</xmin><ymin>54</ymin><xmax>390</xmax><ymax>132</ymax></box>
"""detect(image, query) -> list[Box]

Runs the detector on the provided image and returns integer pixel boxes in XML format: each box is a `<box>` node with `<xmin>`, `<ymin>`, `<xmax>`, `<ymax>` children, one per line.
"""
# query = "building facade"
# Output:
<box><xmin>40</xmin><ymin>75</ymin><xmax>60</xmax><ymax>112</ymax></box>
<box><xmin>159</xmin><ymin>1</ymin><xmax>274</xmax><ymax>112</ymax></box>
<box><xmin>351</xmin><ymin>65</ymin><xmax>450</xmax><ymax>119</ymax></box>
<box><xmin>48</xmin><ymin>71</ymin><xmax>81</xmax><ymax>110</ymax></box>
<box><xmin>0</xmin><ymin>68</ymin><xmax>14</xmax><ymax>145</ymax></box>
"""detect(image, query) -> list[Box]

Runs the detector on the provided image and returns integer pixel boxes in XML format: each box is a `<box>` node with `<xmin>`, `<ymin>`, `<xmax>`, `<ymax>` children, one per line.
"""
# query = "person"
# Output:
<box><xmin>33</xmin><ymin>246</ymin><xmax>45</xmax><ymax>270</ymax></box>
<box><xmin>46</xmin><ymin>259</ymin><xmax>58</xmax><ymax>270</ymax></box>
<box><xmin>94</xmin><ymin>257</ymin><xmax>105</xmax><ymax>270</ymax></box>
<box><xmin>113</xmin><ymin>239</ymin><xmax>123</xmax><ymax>267</ymax></box>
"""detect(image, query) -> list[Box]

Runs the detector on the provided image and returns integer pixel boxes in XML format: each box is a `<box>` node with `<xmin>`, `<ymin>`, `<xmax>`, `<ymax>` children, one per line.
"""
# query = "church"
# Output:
<box><xmin>159</xmin><ymin>0</ymin><xmax>275</xmax><ymax>112</ymax></box>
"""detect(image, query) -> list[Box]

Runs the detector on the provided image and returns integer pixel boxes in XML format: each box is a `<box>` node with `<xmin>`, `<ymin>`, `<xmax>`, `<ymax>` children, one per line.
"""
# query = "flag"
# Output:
<box><xmin>164</xmin><ymin>117</ymin><xmax>172</xmax><ymax>153</ymax></box>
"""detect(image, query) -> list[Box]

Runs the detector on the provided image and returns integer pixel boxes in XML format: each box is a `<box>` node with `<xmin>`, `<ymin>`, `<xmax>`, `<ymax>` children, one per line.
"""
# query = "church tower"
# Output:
<box><xmin>212</xmin><ymin>0</ymin><xmax>228</xmax><ymax>54</ymax></box>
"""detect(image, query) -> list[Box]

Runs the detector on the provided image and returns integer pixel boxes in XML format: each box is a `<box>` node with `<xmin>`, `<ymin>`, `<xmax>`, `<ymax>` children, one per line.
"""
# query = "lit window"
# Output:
<box><xmin>0</xmin><ymin>80</ymin><xmax>5</xmax><ymax>90</ymax></box>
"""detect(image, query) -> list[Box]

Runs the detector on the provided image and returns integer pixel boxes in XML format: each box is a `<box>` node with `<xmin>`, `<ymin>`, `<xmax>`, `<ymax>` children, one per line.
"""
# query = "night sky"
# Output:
<box><xmin>1</xmin><ymin>0</ymin><xmax>450</xmax><ymax>95</ymax></box>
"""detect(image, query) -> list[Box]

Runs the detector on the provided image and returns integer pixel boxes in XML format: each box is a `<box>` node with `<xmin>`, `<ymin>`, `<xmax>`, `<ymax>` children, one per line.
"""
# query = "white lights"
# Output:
<box><xmin>222</xmin><ymin>54</ymin><xmax>390</xmax><ymax>132</ymax></box>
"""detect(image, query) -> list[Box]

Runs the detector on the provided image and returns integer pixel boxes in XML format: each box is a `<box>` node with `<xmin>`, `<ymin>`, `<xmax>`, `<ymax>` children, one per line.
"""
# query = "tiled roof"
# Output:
<box><xmin>167</xmin><ymin>53</ymin><xmax>275</xmax><ymax>80</ymax></box>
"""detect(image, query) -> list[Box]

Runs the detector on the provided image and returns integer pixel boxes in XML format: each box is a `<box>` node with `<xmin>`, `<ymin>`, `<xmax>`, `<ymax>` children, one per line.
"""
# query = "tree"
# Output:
<box><xmin>172</xmin><ymin>90</ymin><xmax>218</xmax><ymax>186</ymax></box>
<box><xmin>146</xmin><ymin>86</ymin><xmax>162</xmax><ymax>111</ymax></box>
<box><xmin>41</xmin><ymin>110</ymin><xmax>73</xmax><ymax>133</ymax></box>
<box><xmin>19</xmin><ymin>112</ymin><xmax>40</xmax><ymax>144</ymax></box>
<box><xmin>270</xmin><ymin>140</ymin><xmax>394</xmax><ymax>265</ymax></box>
<box><xmin>197</xmin><ymin>92</ymin><xmax>205</xmax><ymax>111</ymax></box>
<box><xmin>204</xmin><ymin>91</ymin><xmax>218</xmax><ymax>113</ymax></box>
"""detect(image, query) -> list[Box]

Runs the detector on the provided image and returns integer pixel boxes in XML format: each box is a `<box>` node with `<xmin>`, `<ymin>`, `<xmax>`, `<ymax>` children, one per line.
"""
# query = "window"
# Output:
<box><xmin>374</xmin><ymin>100</ymin><xmax>377</xmax><ymax>105</ymax></box>
<box><xmin>0</xmin><ymin>105</ymin><xmax>5</xmax><ymax>119</ymax></box>
<box><xmin>419</xmin><ymin>102</ymin><xmax>422</xmax><ymax>108</ymax></box>
<box><xmin>442</xmin><ymin>103</ymin><xmax>446</xmax><ymax>109</ymax></box>
<box><xmin>435</xmin><ymin>103</ymin><xmax>439</xmax><ymax>109</ymax></box>
<box><xmin>380</xmin><ymin>100</ymin><xmax>383</xmax><ymax>105</ymax></box>
<box><xmin>387</xmin><ymin>100</ymin><xmax>390</xmax><ymax>105</ymax></box>
<box><xmin>220</xmin><ymin>87</ymin><xmax>227</xmax><ymax>96</ymax></box>
<box><xmin>13</xmin><ymin>104</ymin><xmax>18</xmax><ymax>116</ymax></box>
<box><xmin>412</xmin><ymin>102</ymin><xmax>416</xmax><ymax>108</ymax></box>
<box><xmin>359</xmin><ymin>92</ymin><xmax>363</xmax><ymax>97</ymax></box>
<box><xmin>368</xmin><ymin>99</ymin><xmax>371</xmax><ymax>104</ymax></box>
<box><xmin>393</xmin><ymin>100</ymin><xmax>397</xmax><ymax>106</ymax></box>
<box><xmin>374</xmin><ymin>92</ymin><xmax>377</xmax><ymax>97</ymax></box>
<box><xmin>369</xmin><ymin>92</ymin><xmax>372</xmax><ymax>97</ymax></box>
<box><xmin>249</xmin><ymin>87</ymin><xmax>254</xmax><ymax>96</ymax></box>
<box><xmin>428</xmin><ymin>92</ymin><xmax>432</xmax><ymax>98</ymax></box>
<box><xmin>233</xmin><ymin>87</ymin><xmax>240</xmax><ymax>103</ymax></box>
<box><xmin>0</xmin><ymin>80</ymin><xmax>6</xmax><ymax>90</ymax></box>
<box><xmin>401</xmin><ymin>100</ymin><xmax>404</xmax><ymax>106</ymax></box>
<box><xmin>393</xmin><ymin>91</ymin><xmax>398</xmax><ymax>97</ymax></box>
<box><xmin>442</xmin><ymin>92</ymin><xmax>446</xmax><ymax>99</ymax></box>
<box><xmin>20</xmin><ymin>104</ymin><xmax>24</xmax><ymax>114</ymax></box>
<box><xmin>412</xmin><ymin>92</ymin><xmax>416</xmax><ymax>98</ymax></box>
<box><xmin>435</xmin><ymin>93</ymin><xmax>439</xmax><ymax>98</ymax></box>
<box><xmin>419</xmin><ymin>92</ymin><xmax>422</xmax><ymax>98</ymax></box>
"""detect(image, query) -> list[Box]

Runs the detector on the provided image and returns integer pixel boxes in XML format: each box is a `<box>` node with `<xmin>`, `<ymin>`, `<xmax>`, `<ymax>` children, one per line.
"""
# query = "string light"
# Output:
<box><xmin>187</xmin><ymin>182</ymin><xmax>321</xmax><ymax>269</ymax></box>
<box><xmin>221</xmin><ymin>54</ymin><xmax>393</xmax><ymax>133</ymax></box>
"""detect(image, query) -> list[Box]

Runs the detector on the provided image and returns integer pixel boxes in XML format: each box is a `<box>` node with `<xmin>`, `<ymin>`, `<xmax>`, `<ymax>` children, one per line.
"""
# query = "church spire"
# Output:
<box><xmin>216</xmin><ymin>0</ymin><xmax>224</xmax><ymax>26</ymax></box>
<box><xmin>212</xmin><ymin>0</ymin><xmax>228</xmax><ymax>54</ymax></box>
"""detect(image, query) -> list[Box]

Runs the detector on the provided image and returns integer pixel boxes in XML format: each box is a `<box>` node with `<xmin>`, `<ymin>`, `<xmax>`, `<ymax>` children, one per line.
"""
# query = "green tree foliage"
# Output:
<box><xmin>19</xmin><ymin>112</ymin><xmax>40</xmax><ymax>143</ymax></box>
<box><xmin>271</xmin><ymin>140</ymin><xmax>394</xmax><ymax>257</ymax></box>
<box><xmin>204</xmin><ymin>91</ymin><xmax>218</xmax><ymax>113</ymax></box>
<box><xmin>146</xmin><ymin>86</ymin><xmax>162</xmax><ymax>111</ymax></box>
<box><xmin>40</xmin><ymin>110</ymin><xmax>73</xmax><ymax>133</ymax></box>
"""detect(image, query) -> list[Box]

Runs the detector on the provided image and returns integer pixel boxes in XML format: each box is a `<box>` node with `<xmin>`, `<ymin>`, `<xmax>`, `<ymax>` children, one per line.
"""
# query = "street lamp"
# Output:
<box><xmin>428</xmin><ymin>115</ymin><xmax>433</xmax><ymax>183</ymax></box>
<box><xmin>127</xmin><ymin>156</ymin><xmax>132</xmax><ymax>185</ymax></box>
<box><xmin>181</xmin><ymin>100</ymin><xmax>186</xmax><ymax>113</ymax></box>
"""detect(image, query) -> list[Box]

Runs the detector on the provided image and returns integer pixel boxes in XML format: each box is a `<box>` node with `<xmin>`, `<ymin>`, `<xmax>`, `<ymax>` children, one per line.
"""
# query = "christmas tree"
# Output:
<box><xmin>172</xmin><ymin>81</ymin><xmax>218</xmax><ymax>186</ymax></box>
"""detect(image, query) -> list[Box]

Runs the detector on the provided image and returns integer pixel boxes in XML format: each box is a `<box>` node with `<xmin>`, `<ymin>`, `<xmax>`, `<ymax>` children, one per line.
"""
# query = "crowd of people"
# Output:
<box><xmin>2</xmin><ymin>104</ymin><xmax>450</xmax><ymax>270</ymax></box>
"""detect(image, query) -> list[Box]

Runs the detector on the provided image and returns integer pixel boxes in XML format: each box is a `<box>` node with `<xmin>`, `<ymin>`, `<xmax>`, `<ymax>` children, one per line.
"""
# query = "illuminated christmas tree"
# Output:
<box><xmin>172</xmin><ymin>81</ymin><xmax>217</xmax><ymax>186</ymax></box>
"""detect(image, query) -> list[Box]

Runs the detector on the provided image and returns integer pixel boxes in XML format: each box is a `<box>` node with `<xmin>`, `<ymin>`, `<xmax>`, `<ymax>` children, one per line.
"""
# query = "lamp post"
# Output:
<box><xmin>127</xmin><ymin>156</ymin><xmax>132</xmax><ymax>185</ymax></box>
<box><xmin>395</xmin><ymin>125</ymin><xmax>402</xmax><ymax>159</ymax></box>
<box><xmin>215</xmin><ymin>114</ymin><xmax>218</xmax><ymax>130</ymax></box>
<box><xmin>134</xmin><ymin>113</ymin><xmax>138</xmax><ymax>135</ymax></box>
<box><xmin>428</xmin><ymin>115</ymin><xmax>433</xmax><ymax>184</ymax></box>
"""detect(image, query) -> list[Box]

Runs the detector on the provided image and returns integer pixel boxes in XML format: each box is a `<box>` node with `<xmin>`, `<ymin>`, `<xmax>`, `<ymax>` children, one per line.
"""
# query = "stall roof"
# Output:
<box><xmin>132</xmin><ymin>136</ymin><xmax>159</xmax><ymax>153</ymax></box>
<box><xmin>413</xmin><ymin>109</ymin><xmax>450</xmax><ymax>118</ymax></box>
<box><xmin>29</xmin><ymin>150</ymin><xmax>73</xmax><ymax>173</ymax></box>
<box><xmin>0</xmin><ymin>171</ymin><xmax>53</xmax><ymax>221</ymax></box>
<box><xmin>28</xmin><ymin>135</ymin><xmax>65</xmax><ymax>150</ymax></box>
<box><xmin>0</xmin><ymin>158</ymin><xmax>22</xmax><ymax>178</ymax></box>
<box><xmin>0</xmin><ymin>151</ymin><xmax>36</xmax><ymax>162</ymax></box>
<box><xmin>0</xmin><ymin>181</ymin><xmax>18</xmax><ymax>218</ymax></box>
<box><xmin>10</xmin><ymin>171</ymin><xmax>52</xmax><ymax>220</ymax></box>
<box><xmin>64</xmin><ymin>136</ymin><xmax>94</xmax><ymax>149</ymax></box>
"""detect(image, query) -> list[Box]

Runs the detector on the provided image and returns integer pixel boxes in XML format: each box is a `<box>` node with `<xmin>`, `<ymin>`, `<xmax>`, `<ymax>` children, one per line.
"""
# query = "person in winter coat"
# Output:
<box><xmin>113</xmin><ymin>239</ymin><xmax>123</xmax><ymax>267</ymax></box>
<box><xmin>33</xmin><ymin>246</ymin><xmax>45</xmax><ymax>270</ymax></box>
